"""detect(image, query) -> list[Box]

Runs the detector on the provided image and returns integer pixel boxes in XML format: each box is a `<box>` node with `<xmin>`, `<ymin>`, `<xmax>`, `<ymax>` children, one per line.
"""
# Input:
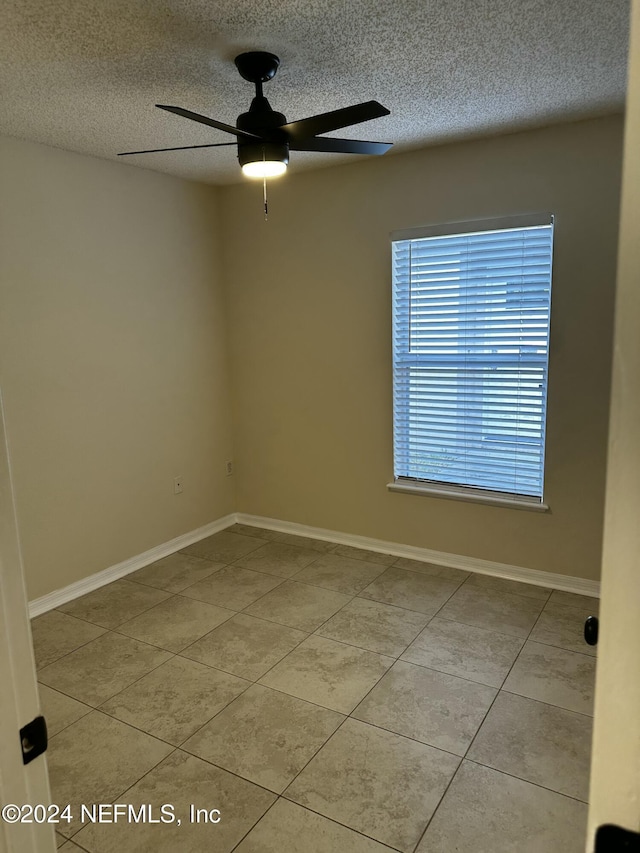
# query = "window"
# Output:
<box><xmin>391</xmin><ymin>214</ymin><xmax>554</xmax><ymax>507</ymax></box>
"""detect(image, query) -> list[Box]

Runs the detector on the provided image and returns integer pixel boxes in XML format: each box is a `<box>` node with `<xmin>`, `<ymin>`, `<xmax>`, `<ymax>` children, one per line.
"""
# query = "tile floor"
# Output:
<box><xmin>30</xmin><ymin>525</ymin><xmax>599</xmax><ymax>852</ymax></box>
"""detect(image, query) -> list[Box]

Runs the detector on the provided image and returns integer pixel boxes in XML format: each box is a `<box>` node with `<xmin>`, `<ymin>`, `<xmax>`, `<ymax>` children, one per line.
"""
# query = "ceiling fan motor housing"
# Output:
<box><xmin>236</xmin><ymin>96</ymin><xmax>289</xmax><ymax>168</ymax></box>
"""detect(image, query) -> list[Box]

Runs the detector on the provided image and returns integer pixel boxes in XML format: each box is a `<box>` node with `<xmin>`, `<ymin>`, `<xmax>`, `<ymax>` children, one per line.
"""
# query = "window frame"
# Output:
<box><xmin>388</xmin><ymin>213</ymin><xmax>554</xmax><ymax>512</ymax></box>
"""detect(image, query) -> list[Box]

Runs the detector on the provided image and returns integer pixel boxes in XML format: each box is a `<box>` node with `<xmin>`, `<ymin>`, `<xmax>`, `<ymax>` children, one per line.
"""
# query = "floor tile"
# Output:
<box><xmin>39</xmin><ymin>684</ymin><xmax>92</xmax><ymax>737</ymax></box>
<box><xmin>260</xmin><ymin>635</ymin><xmax>392</xmax><ymax>713</ymax></box>
<box><xmin>437</xmin><ymin>585</ymin><xmax>544</xmax><ymax>638</ymax></box>
<box><xmin>285</xmin><ymin>718</ymin><xmax>459</xmax><ymax>853</ymax></box>
<box><xmin>128</xmin><ymin>552</ymin><xmax>223</xmax><ymax>593</ymax></box>
<box><xmin>31</xmin><ymin>530</ymin><xmax>597</xmax><ymax>853</ymax></box>
<box><xmin>331</xmin><ymin>544</ymin><xmax>396</xmax><ymax>566</ymax></box>
<box><xmin>235</xmin><ymin>799</ymin><xmax>395</xmax><ymax>853</ymax></box>
<box><xmin>271</xmin><ymin>532</ymin><xmax>337</xmax><ymax>552</ymax></box>
<box><xmin>181</xmin><ymin>613</ymin><xmax>307</xmax><ymax>680</ymax></box>
<box><xmin>227</xmin><ymin>523</ymin><xmax>281</xmax><ymax>540</ymax></box>
<box><xmin>546</xmin><ymin>590</ymin><xmax>600</xmax><ymax>615</ymax></box>
<box><xmin>530</xmin><ymin>607</ymin><xmax>596</xmax><ymax>656</ymax></box>
<box><xmin>183</xmin><ymin>684</ymin><xmax>343</xmax><ymax>793</ymax></box>
<box><xmin>503</xmin><ymin>641</ymin><xmax>595</xmax><ymax>715</ymax></box>
<box><xmin>38</xmin><ymin>632</ymin><xmax>171</xmax><ymax>706</ymax></box>
<box><xmin>316</xmin><ymin>598</ymin><xmax>429</xmax><ymax>656</ymax></box>
<box><xmin>360</xmin><ymin>567</ymin><xmax>460</xmax><ymax>614</ymax></box>
<box><xmin>116</xmin><ymin>595</ymin><xmax>234</xmax><ymax>652</ymax></box>
<box><xmin>467</xmin><ymin>692</ymin><xmax>592</xmax><ymax>801</ymax></box>
<box><xmin>57</xmin><ymin>580</ymin><xmax>171</xmax><ymax>629</ymax></box>
<box><xmin>401</xmin><ymin>617</ymin><xmax>524</xmax><ymax>687</ymax></box>
<box><xmin>234</xmin><ymin>541</ymin><xmax>320</xmax><ymax>577</ymax></box>
<box><xmin>244</xmin><ymin>581</ymin><xmax>351</xmax><ymax>632</ymax></box>
<box><xmin>48</xmin><ymin>711</ymin><xmax>172</xmax><ymax>837</ymax></box>
<box><xmin>353</xmin><ymin>660</ymin><xmax>496</xmax><ymax>755</ymax></box>
<box><xmin>393</xmin><ymin>557</ymin><xmax>470</xmax><ymax>584</ymax></box>
<box><xmin>58</xmin><ymin>842</ymin><xmax>85</xmax><ymax>851</ymax></box>
<box><xmin>180</xmin><ymin>565</ymin><xmax>283</xmax><ymax>610</ymax></box>
<box><xmin>462</xmin><ymin>573</ymin><xmax>551</xmax><ymax>601</ymax></box>
<box><xmin>30</xmin><ymin>610</ymin><xmax>105</xmax><ymax>669</ymax></box>
<box><xmin>182</xmin><ymin>530</ymin><xmax>268</xmax><ymax>563</ymax></box>
<box><xmin>418</xmin><ymin>761</ymin><xmax>588</xmax><ymax>853</ymax></box>
<box><xmin>55</xmin><ymin>833</ymin><xmax>67</xmax><ymax>848</ymax></box>
<box><xmin>292</xmin><ymin>553</ymin><xmax>387</xmax><ymax>595</ymax></box>
<box><xmin>100</xmin><ymin>656</ymin><xmax>249</xmax><ymax>745</ymax></box>
<box><xmin>74</xmin><ymin>750</ymin><xmax>276</xmax><ymax>853</ymax></box>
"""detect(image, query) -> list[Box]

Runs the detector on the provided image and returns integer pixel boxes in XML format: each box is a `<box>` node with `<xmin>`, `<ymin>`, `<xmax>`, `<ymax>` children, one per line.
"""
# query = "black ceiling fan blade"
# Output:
<box><xmin>118</xmin><ymin>142</ymin><xmax>236</xmax><ymax>156</ymax></box>
<box><xmin>156</xmin><ymin>105</ymin><xmax>261</xmax><ymax>140</ymax></box>
<box><xmin>280</xmin><ymin>101</ymin><xmax>390</xmax><ymax>142</ymax></box>
<box><xmin>290</xmin><ymin>137</ymin><xmax>392</xmax><ymax>155</ymax></box>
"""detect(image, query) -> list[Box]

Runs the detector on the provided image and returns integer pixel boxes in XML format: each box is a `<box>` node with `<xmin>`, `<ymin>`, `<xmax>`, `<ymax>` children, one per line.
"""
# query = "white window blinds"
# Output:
<box><xmin>392</xmin><ymin>215</ymin><xmax>554</xmax><ymax>501</ymax></box>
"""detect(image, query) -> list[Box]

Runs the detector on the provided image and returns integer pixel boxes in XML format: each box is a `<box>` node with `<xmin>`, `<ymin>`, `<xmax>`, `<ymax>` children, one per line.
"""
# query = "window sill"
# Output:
<box><xmin>387</xmin><ymin>480</ymin><xmax>549</xmax><ymax>512</ymax></box>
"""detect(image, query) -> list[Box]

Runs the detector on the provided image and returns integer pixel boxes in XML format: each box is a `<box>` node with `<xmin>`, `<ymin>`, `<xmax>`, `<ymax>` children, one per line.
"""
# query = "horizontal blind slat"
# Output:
<box><xmin>392</xmin><ymin>220</ymin><xmax>553</xmax><ymax>499</ymax></box>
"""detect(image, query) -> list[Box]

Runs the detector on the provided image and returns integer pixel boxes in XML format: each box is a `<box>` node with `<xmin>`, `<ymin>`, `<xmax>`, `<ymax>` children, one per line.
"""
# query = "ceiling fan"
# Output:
<box><xmin>118</xmin><ymin>51</ymin><xmax>393</xmax><ymax>178</ymax></box>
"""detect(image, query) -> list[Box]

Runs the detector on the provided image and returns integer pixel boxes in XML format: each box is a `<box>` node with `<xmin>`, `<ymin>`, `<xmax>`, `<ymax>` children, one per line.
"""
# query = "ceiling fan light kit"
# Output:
<box><xmin>118</xmin><ymin>50</ymin><xmax>393</xmax><ymax>184</ymax></box>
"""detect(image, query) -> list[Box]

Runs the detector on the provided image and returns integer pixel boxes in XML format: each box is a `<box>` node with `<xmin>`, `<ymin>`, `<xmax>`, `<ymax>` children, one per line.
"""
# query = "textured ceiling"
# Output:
<box><xmin>0</xmin><ymin>0</ymin><xmax>630</xmax><ymax>185</ymax></box>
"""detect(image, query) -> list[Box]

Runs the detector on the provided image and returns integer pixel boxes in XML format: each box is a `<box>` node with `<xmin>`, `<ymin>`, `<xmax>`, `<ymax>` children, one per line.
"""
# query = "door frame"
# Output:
<box><xmin>586</xmin><ymin>1</ymin><xmax>640</xmax><ymax>847</ymax></box>
<box><xmin>0</xmin><ymin>391</ymin><xmax>56</xmax><ymax>853</ymax></box>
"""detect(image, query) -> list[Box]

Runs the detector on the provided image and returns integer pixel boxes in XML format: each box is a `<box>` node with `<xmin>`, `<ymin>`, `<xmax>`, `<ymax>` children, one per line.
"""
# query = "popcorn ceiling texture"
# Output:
<box><xmin>0</xmin><ymin>0</ymin><xmax>629</xmax><ymax>185</ymax></box>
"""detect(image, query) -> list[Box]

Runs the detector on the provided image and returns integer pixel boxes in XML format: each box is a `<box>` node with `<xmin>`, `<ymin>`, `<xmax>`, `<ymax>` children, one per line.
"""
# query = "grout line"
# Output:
<box><xmin>430</xmin><ymin>611</ymin><xmax>532</xmax><ymax>642</ymax></box>
<box><xmin>36</xmin><ymin>686</ymin><xmax>93</xmax><ymax>739</ymax></box>
<box><xmin>461</xmin><ymin>597</ymin><xmax>547</xmax><ymax>758</ymax></box>
<box><xmin>313</xmin><ymin>613</ymin><xmax>432</xmax><ymax>660</ymax></box>
<box><xmin>39</xmin><ymin>635</ymin><xmax>173</xmax><ymax>710</ymax></box>
<box><xmin>86</xmin><ymin>706</ymin><xmax>181</xmax><ymax>749</ymax></box>
<box><xmin>370</xmin><ymin>655</ymin><xmax>502</xmax><ymax>693</ymax></box>
<box><xmin>409</xmin><ymin>759</ymin><xmax>461</xmax><ymax>853</ymax></box>
<box><xmin>273</xmin><ymin>796</ymin><xmax>406</xmax><ymax>852</ymax></box>
<box><xmin>411</xmin><ymin>585</ymin><xmax>560</xmax><ymax>850</ymax></box>
<box><xmin>172</xmin><ymin>674</ymin><xmax>257</xmax><ymax>748</ymax></box>
<box><xmin>34</xmin><ymin>628</ymin><xmax>109</xmax><ymax>674</ymax></box>
<box><xmin>110</xmin><ymin>616</ymin><xmax>238</xmax><ymax>654</ymax></box>
<box><xmin>126</xmin><ymin>565</ymin><xmax>225</xmax><ymax>594</ymax></box>
<box><xmin>44</xmin><ymin>525</ymin><xmax>594</xmax><ymax>852</ymax></box>
<box><xmin>43</xmin><ymin>641</ymin><xmax>179</xmax><ymax>720</ymax></box>
<box><xmin>497</xmin><ymin>688</ymin><xmax>595</xmax><ymax>719</ymax></box>
<box><xmin>58</xmin><ymin>742</ymin><xmax>181</xmax><ymax>843</ymax></box>
<box><xmin>524</xmin><ymin>634</ymin><xmax>598</xmax><ymax>661</ymax></box>
<box><xmin>171</xmin><ymin>746</ymin><xmax>282</xmax><ymax>798</ymax></box>
<box><xmin>461</xmin><ymin>757</ymin><xmax>590</xmax><ymax>804</ymax></box>
<box><xmin>53</xmin><ymin>588</ymin><xmax>174</xmax><ymax>633</ymax></box>
<box><xmin>521</xmin><ymin>635</ymin><xmax>597</xmax><ymax>658</ymax></box>
<box><xmin>124</xmin><ymin>550</ymin><xmax>223</xmax><ymax>590</ymax></box>
<box><xmin>228</xmin><ymin>797</ymin><xmax>283</xmax><ymax>853</ymax></box>
<box><xmin>229</xmin><ymin>797</ymin><xmax>401</xmax><ymax>853</ymax></box>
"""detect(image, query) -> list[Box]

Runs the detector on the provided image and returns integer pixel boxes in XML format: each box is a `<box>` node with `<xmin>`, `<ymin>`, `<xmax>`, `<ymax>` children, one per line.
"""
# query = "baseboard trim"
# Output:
<box><xmin>28</xmin><ymin>510</ymin><xmax>599</xmax><ymax>618</ymax></box>
<box><xmin>237</xmin><ymin>513</ymin><xmax>600</xmax><ymax>598</ymax></box>
<box><xmin>28</xmin><ymin>514</ymin><xmax>237</xmax><ymax>618</ymax></box>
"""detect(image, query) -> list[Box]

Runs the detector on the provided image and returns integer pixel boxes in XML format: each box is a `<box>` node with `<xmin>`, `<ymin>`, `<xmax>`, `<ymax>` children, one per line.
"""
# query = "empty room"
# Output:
<box><xmin>1</xmin><ymin>1</ymin><xmax>639</xmax><ymax>852</ymax></box>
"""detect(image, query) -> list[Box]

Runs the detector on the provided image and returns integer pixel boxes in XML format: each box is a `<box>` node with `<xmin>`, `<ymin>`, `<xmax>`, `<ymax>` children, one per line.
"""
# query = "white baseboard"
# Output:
<box><xmin>237</xmin><ymin>513</ymin><xmax>601</xmax><ymax>598</ymax></box>
<box><xmin>28</xmin><ymin>510</ymin><xmax>599</xmax><ymax>618</ymax></box>
<box><xmin>28</xmin><ymin>514</ymin><xmax>237</xmax><ymax>618</ymax></box>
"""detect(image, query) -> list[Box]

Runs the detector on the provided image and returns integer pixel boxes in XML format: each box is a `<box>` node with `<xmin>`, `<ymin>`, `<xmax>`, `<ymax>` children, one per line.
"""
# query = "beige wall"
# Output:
<box><xmin>0</xmin><ymin>137</ymin><xmax>234</xmax><ymax>600</ymax></box>
<box><xmin>0</xmin><ymin>114</ymin><xmax>624</xmax><ymax>599</ymax></box>
<box><xmin>221</xmin><ymin>115</ymin><xmax>623</xmax><ymax>581</ymax></box>
<box><xmin>588</xmin><ymin>1</ymin><xmax>640</xmax><ymax>843</ymax></box>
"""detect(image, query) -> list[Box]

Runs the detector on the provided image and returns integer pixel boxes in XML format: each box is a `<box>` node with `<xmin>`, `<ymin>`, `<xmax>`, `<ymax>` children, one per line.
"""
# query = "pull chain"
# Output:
<box><xmin>263</xmin><ymin>173</ymin><xmax>268</xmax><ymax>220</ymax></box>
<box><xmin>263</xmin><ymin>149</ymin><xmax>268</xmax><ymax>220</ymax></box>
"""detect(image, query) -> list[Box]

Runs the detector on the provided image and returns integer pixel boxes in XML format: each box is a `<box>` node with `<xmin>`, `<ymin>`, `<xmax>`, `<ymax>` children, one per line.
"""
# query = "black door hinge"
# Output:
<box><xmin>596</xmin><ymin>824</ymin><xmax>640</xmax><ymax>851</ymax></box>
<box><xmin>20</xmin><ymin>715</ymin><xmax>48</xmax><ymax>765</ymax></box>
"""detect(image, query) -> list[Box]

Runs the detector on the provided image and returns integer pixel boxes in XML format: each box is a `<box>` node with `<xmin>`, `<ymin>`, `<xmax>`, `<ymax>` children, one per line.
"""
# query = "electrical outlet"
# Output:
<box><xmin>225</xmin><ymin>460</ymin><xmax>234</xmax><ymax>476</ymax></box>
<box><xmin>174</xmin><ymin>476</ymin><xmax>183</xmax><ymax>494</ymax></box>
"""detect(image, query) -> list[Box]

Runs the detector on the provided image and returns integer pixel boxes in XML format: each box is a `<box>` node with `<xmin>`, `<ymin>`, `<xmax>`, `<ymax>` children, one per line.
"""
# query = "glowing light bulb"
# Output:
<box><xmin>241</xmin><ymin>160</ymin><xmax>287</xmax><ymax>178</ymax></box>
